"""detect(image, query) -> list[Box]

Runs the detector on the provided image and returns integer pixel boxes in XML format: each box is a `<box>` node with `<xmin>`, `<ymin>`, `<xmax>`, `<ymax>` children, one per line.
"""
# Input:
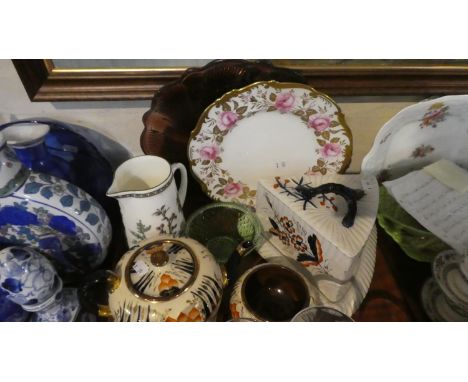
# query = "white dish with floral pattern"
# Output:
<box><xmin>362</xmin><ymin>95</ymin><xmax>468</xmax><ymax>181</ymax></box>
<box><xmin>188</xmin><ymin>81</ymin><xmax>352</xmax><ymax>207</ymax></box>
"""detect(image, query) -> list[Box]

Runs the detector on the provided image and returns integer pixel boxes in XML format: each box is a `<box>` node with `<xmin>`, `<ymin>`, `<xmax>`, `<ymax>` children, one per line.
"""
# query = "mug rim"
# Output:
<box><xmin>290</xmin><ymin>305</ymin><xmax>354</xmax><ymax>322</ymax></box>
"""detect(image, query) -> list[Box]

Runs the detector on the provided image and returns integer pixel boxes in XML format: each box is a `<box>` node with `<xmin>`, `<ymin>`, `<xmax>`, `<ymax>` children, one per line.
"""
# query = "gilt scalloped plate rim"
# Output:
<box><xmin>187</xmin><ymin>80</ymin><xmax>353</xmax><ymax>207</ymax></box>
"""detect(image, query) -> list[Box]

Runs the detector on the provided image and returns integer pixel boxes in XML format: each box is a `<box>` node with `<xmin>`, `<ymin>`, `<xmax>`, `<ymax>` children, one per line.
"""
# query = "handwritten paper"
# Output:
<box><xmin>384</xmin><ymin>170</ymin><xmax>468</xmax><ymax>254</ymax></box>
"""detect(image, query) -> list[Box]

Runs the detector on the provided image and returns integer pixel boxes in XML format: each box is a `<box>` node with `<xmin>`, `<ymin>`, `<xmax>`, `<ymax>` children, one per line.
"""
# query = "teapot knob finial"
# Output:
<box><xmin>150</xmin><ymin>249</ymin><xmax>169</xmax><ymax>267</ymax></box>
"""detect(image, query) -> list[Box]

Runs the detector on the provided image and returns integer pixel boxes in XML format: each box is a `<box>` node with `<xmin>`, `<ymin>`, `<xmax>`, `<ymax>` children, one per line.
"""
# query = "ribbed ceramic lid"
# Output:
<box><xmin>125</xmin><ymin>239</ymin><xmax>199</xmax><ymax>301</ymax></box>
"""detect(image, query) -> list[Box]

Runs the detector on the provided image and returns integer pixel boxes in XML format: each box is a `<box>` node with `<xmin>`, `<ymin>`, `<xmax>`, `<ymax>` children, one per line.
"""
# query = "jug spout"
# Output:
<box><xmin>106</xmin><ymin>155</ymin><xmax>172</xmax><ymax>199</ymax></box>
<box><xmin>106</xmin><ymin>178</ymin><xmax>123</xmax><ymax>198</ymax></box>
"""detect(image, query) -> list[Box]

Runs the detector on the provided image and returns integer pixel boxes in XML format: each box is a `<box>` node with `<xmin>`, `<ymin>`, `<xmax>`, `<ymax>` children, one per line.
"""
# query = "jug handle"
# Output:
<box><xmin>79</xmin><ymin>270</ymin><xmax>120</xmax><ymax>320</ymax></box>
<box><xmin>171</xmin><ymin>163</ymin><xmax>187</xmax><ymax>206</ymax></box>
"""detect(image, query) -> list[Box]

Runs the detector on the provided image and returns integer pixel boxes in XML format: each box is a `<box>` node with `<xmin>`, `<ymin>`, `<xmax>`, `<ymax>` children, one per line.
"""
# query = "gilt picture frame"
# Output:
<box><xmin>12</xmin><ymin>59</ymin><xmax>468</xmax><ymax>101</ymax></box>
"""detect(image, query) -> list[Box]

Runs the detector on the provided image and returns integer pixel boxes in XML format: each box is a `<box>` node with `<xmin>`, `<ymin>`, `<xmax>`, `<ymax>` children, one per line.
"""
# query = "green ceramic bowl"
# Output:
<box><xmin>184</xmin><ymin>202</ymin><xmax>263</xmax><ymax>264</ymax></box>
<box><xmin>378</xmin><ymin>186</ymin><xmax>450</xmax><ymax>262</ymax></box>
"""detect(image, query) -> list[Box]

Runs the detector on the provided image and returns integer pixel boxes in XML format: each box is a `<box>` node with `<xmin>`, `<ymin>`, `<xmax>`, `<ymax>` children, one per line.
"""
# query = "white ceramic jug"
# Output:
<box><xmin>107</xmin><ymin>155</ymin><xmax>187</xmax><ymax>246</ymax></box>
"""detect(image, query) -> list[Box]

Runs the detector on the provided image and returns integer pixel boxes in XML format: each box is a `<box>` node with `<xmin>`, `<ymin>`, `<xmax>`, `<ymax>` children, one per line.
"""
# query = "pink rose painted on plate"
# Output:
<box><xmin>199</xmin><ymin>145</ymin><xmax>220</xmax><ymax>161</ymax></box>
<box><xmin>321</xmin><ymin>143</ymin><xmax>342</xmax><ymax>158</ymax></box>
<box><xmin>308</xmin><ymin>115</ymin><xmax>331</xmax><ymax>132</ymax></box>
<box><xmin>274</xmin><ymin>92</ymin><xmax>295</xmax><ymax>112</ymax></box>
<box><xmin>218</xmin><ymin>111</ymin><xmax>238</xmax><ymax>130</ymax></box>
<box><xmin>223</xmin><ymin>182</ymin><xmax>242</xmax><ymax>197</ymax></box>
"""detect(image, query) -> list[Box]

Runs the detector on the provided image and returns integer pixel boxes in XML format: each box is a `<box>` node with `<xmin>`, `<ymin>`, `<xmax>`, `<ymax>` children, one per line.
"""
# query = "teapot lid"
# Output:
<box><xmin>125</xmin><ymin>239</ymin><xmax>199</xmax><ymax>301</ymax></box>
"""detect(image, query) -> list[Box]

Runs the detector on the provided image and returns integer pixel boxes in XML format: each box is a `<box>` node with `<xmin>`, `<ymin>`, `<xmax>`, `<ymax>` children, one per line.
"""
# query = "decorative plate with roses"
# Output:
<box><xmin>188</xmin><ymin>81</ymin><xmax>352</xmax><ymax>206</ymax></box>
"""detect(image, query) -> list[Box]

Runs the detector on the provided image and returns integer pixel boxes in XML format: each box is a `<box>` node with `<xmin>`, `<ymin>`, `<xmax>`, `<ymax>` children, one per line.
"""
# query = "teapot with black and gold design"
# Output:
<box><xmin>82</xmin><ymin>236</ymin><xmax>224</xmax><ymax>322</ymax></box>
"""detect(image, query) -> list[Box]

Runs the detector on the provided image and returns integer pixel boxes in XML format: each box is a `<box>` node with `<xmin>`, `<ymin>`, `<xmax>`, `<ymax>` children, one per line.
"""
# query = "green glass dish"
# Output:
<box><xmin>184</xmin><ymin>202</ymin><xmax>263</xmax><ymax>264</ymax></box>
<box><xmin>378</xmin><ymin>186</ymin><xmax>450</xmax><ymax>262</ymax></box>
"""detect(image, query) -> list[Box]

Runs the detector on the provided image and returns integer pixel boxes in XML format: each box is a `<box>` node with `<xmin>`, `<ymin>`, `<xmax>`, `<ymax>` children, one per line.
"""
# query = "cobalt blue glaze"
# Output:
<box><xmin>12</xmin><ymin>139</ymin><xmax>73</xmax><ymax>182</ymax></box>
<box><xmin>0</xmin><ymin>119</ymin><xmax>114</xmax><ymax>210</ymax></box>
<box><xmin>0</xmin><ymin>289</ymin><xmax>29</xmax><ymax>321</ymax></box>
<box><xmin>0</xmin><ymin>206</ymin><xmax>39</xmax><ymax>225</ymax></box>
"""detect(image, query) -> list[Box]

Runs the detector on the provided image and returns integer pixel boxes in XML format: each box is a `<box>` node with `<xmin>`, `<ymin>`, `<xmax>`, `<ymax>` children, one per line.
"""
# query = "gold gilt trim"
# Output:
<box><xmin>187</xmin><ymin>80</ymin><xmax>353</xmax><ymax>204</ymax></box>
<box><xmin>125</xmin><ymin>239</ymin><xmax>199</xmax><ymax>302</ymax></box>
<box><xmin>46</xmin><ymin>59</ymin><xmax>186</xmax><ymax>76</ymax></box>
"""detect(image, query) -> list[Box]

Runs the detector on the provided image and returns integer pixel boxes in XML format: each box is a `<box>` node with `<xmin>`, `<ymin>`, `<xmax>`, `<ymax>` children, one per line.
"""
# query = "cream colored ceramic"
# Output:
<box><xmin>188</xmin><ymin>81</ymin><xmax>352</xmax><ymax>207</ymax></box>
<box><xmin>106</xmin><ymin>236</ymin><xmax>223</xmax><ymax>322</ymax></box>
<box><xmin>255</xmin><ymin>174</ymin><xmax>378</xmax><ymax>283</ymax></box>
<box><xmin>107</xmin><ymin>155</ymin><xmax>187</xmax><ymax>246</ymax></box>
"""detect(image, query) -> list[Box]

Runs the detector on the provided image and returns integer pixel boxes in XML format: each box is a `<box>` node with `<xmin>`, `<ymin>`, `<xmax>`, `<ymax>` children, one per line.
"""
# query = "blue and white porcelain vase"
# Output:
<box><xmin>0</xmin><ymin>246</ymin><xmax>80</xmax><ymax>322</ymax></box>
<box><xmin>2</xmin><ymin>123</ymin><xmax>73</xmax><ymax>183</ymax></box>
<box><xmin>0</xmin><ymin>119</ymin><xmax>117</xmax><ymax>211</ymax></box>
<box><xmin>0</xmin><ymin>132</ymin><xmax>112</xmax><ymax>276</ymax></box>
<box><xmin>0</xmin><ymin>246</ymin><xmax>58</xmax><ymax>307</ymax></box>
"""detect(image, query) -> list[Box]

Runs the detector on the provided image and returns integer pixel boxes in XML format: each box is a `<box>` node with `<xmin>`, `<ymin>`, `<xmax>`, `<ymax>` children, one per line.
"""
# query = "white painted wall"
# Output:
<box><xmin>0</xmin><ymin>59</ymin><xmax>148</xmax><ymax>156</ymax></box>
<box><xmin>0</xmin><ymin>59</ymin><xmax>425</xmax><ymax>172</ymax></box>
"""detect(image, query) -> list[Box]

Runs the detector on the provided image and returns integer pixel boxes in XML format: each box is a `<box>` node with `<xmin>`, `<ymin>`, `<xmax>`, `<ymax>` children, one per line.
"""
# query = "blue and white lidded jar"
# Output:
<box><xmin>0</xmin><ymin>246</ymin><xmax>80</xmax><ymax>322</ymax></box>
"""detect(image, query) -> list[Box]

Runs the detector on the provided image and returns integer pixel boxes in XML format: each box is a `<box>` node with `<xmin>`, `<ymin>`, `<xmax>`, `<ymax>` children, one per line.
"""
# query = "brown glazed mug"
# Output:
<box><xmin>229</xmin><ymin>263</ymin><xmax>310</xmax><ymax>322</ymax></box>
